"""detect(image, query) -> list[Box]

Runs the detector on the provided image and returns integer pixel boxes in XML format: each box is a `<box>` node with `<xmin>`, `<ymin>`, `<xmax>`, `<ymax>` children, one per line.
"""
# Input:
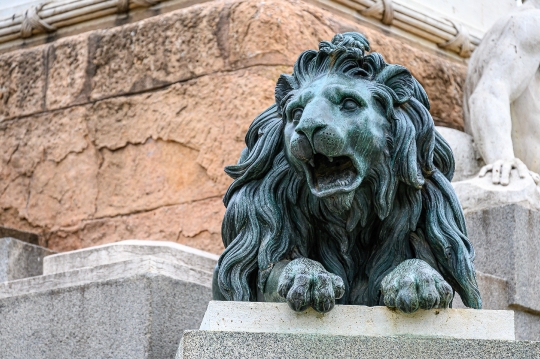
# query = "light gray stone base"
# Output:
<box><xmin>178</xmin><ymin>331</ymin><xmax>540</xmax><ymax>359</ymax></box>
<box><xmin>0</xmin><ymin>237</ymin><xmax>54</xmax><ymax>282</ymax></box>
<box><xmin>0</xmin><ymin>240</ymin><xmax>217</xmax><ymax>359</ymax></box>
<box><xmin>200</xmin><ymin>301</ymin><xmax>514</xmax><ymax>340</ymax></box>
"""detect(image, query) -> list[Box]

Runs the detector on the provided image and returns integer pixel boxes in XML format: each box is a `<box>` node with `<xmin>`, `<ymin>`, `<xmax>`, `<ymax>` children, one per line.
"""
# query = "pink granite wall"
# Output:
<box><xmin>0</xmin><ymin>0</ymin><xmax>467</xmax><ymax>253</ymax></box>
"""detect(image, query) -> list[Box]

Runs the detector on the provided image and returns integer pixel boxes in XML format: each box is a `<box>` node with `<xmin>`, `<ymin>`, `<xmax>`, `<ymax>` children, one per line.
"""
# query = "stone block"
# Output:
<box><xmin>514</xmin><ymin>310</ymin><xmax>540</xmax><ymax>342</ymax></box>
<box><xmin>88</xmin><ymin>3</ymin><xmax>227</xmax><ymax>101</ymax></box>
<box><xmin>0</xmin><ymin>243</ymin><xmax>216</xmax><ymax>359</ymax></box>
<box><xmin>46</xmin><ymin>35</ymin><xmax>90</xmax><ymax>110</ymax></box>
<box><xmin>200</xmin><ymin>301</ymin><xmax>514</xmax><ymax>340</ymax></box>
<box><xmin>0</xmin><ymin>237</ymin><xmax>54</xmax><ymax>282</ymax></box>
<box><xmin>1</xmin><ymin>0</ymin><xmax>467</xmax><ymax>133</ymax></box>
<box><xmin>449</xmin><ymin>204</ymin><xmax>540</xmax><ymax>341</ymax></box>
<box><xmin>43</xmin><ymin>239</ymin><xmax>219</xmax><ymax>275</ymax></box>
<box><xmin>0</xmin><ymin>47</ymin><xmax>46</xmax><ymax>121</ymax></box>
<box><xmin>86</xmin><ymin>66</ymin><xmax>283</xmax><ymax>189</ymax></box>
<box><xmin>178</xmin><ymin>331</ymin><xmax>540</xmax><ymax>359</ymax></box>
<box><xmin>46</xmin><ymin>198</ymin><xmax>226</xmax><ymax>254</ymax></box>
<box><xmin>453</xmin><ymin>271</ymin><xmax>540</xmax><ymax>341</ymax></box>
<box><xmin>464</xmin><ymin>204</ymin><xmax>540</xmax><ymax>313</ymax></box>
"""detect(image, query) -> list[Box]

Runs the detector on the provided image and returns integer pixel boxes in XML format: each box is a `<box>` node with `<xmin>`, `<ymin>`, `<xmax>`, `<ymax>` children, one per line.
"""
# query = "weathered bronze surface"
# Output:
<box><xmin>213</xmin><ymin>33</ymin><xmax>481</xmax><ymax>314</ymax></box>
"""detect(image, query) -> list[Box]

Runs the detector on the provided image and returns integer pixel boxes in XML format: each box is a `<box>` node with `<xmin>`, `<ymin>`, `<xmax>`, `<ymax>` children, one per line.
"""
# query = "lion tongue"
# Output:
<box><xmin>312</xmin><ymin>154</ymin><xmax>356</xmax><ymax>190</ymax></box>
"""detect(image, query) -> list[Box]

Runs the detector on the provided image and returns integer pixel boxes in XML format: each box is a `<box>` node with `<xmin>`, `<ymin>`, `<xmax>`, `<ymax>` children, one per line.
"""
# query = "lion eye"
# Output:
<box><xmin>292</xmin><ymin>108</ymin><xmax>303</xmax><ymax>123</ymax></box>
<box><xmin>342</xmin><ymin>98</ymin><xmax>359</xmax><ymax>111</ymax></box>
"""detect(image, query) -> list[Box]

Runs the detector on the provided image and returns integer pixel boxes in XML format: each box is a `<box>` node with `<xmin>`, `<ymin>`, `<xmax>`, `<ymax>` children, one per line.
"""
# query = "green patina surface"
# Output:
<box><xmin>213</xmin><ymin>33</ymin><xmax>482</xmax><ymax>314</ymax></box>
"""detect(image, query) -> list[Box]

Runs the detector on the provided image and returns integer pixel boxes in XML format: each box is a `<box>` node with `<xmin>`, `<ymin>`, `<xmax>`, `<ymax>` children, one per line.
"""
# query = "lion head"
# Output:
<box><xmin>214</xmin><ymin>33</ymin><xmax>481</xmax><ymax>312</ymax></box>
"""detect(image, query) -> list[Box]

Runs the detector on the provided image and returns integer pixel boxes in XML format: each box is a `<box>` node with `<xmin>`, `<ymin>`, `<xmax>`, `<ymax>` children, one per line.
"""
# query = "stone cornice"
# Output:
<box><xmin>0</xmin><ymin>0</ymin><xmax>481</xmax><ymax>57</ymax></box>
<box><xmin>320</xmin><ymin>0</ymin><xmax>481</xmax><ymax>57</ymax></box>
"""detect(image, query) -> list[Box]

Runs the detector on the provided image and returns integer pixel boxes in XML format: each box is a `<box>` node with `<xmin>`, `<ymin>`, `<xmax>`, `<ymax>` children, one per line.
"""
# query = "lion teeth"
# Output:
<box><xmin>309</xmin><ymin>159</ymin><xmax>315</xmax><ymax>167</ymax></box>
<box><xmin>328</xmin><ymin>156</ymin><xmax>333</xmax><ymax>162</ymax></box>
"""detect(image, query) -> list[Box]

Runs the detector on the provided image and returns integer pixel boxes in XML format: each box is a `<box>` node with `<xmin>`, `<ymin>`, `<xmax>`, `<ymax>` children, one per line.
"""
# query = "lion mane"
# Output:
<box><xmin>215</xmin><ymin>32</ymin><xmax>482</xmax><ymax>309</ymax></box>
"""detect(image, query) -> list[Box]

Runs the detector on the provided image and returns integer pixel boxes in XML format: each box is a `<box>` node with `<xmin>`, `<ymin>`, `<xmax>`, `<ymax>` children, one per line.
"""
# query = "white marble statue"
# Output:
<box><xmin>464</xmin><ymin>0</ymin><xmax>540</xmax><ymax>186</ymax></box>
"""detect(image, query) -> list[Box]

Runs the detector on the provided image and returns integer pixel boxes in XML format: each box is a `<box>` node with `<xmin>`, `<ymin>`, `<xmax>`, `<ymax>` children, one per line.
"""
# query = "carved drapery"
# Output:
<box><xmin>117</xmin><ymin>0</ymin><xmax>160</xmax><ymax>12</ymax></box>
<box><xmin>20</xmin><ymin>4</ymin><xmax>56</xmax><ymax>38</ymax></box>
<box><xmin>360</xmin><ymin>0</ymin><xmax>394</xmax><ymax>25</ymax></box>
<box><xmin>437</xmin><ymin>19</ymin><xmax>473</xmax><ymax>57</ymax></box>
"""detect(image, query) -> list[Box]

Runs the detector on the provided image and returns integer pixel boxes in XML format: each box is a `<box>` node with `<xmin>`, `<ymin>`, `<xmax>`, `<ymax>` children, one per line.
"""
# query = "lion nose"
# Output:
<box><xmin>295</xmin><ymin>117</ymin><xmax>327</xmax><ymax>146</ymax></box>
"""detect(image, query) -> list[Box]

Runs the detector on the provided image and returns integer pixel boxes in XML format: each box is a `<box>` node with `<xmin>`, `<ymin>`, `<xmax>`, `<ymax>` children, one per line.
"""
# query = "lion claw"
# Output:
<box><xmin>278</xmin><ymin>258</ymin><xmax>345</xmax><ymax>313</ymax></box>
<box><xmin>381</xmin><ymin>259</ymin><xmax>453</xmax><ymax>314</ymax></box>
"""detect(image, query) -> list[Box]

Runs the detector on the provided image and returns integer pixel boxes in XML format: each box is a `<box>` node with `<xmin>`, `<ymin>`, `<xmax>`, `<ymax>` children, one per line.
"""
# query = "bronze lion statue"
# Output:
<box><xmin>213</xmin><ymin>32</ymin><xmax>482</xmax><ymax>314</ymax></box>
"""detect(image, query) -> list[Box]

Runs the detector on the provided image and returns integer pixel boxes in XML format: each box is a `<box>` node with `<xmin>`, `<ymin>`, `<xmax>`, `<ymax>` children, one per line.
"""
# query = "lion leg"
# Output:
<box><xmin>381</xmin><ymin>259</ymin><xmax>453</xmax><ymax>314</ymax></box>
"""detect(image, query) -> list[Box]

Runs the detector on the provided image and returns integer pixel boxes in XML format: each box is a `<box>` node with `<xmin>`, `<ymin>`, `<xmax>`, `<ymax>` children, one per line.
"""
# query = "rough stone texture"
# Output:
<box><xmin>46</xmin><ymin>35</ymin><xmax>89</xmax><ymax>110</ymax></box>
<box><xmin>0</xmin><ymin>0</ymin><xmax>468</xmax><ymax>254</ymax></box>
<box><xmin>514</xmin><ymin>310</ymin><xmax>540</xmax><ymax>343</ymax></box>
<box><xmin>465</xmin><ymin>204</ymin><xmax>540</xmax><ymax>313</ymax></box>
<box><xmin>454</xmin><ymin>204</ymin><xmax>540</xmax><ymax>341</ymax></box>
<box><xmin>0</xmin><ymin>255</ymin><xmax>213</xmax><ymax>359</ymax></box>
<box><xmin>0</xmin><ymin>66</ymin><xmax>280</xmax><ymax>253</ymax></box>
<box><xmin>178</xmin><ymin>331</ymin><xmax>540</xmax><ymax>359</ymax></box>
<box><xmin>47</xmin><ymin>198</ymin><xmax>226</xmax><ymax>253</ymax></box>
<box><xmin>200</xmin><ymin>301</ymin><xmax>514</xmax><ymax>340</ymax></box>
<box><xmin>0</xmin><ymin>237</ymin><xmax>54</xmax><ymax>282</ymax></box>
<box><xmin>43</xmin><ymin>239</ymin><xmax>218</xmax><ymax>275</ymax></box>
<box><xmin>0</xmin><ymin>47</ymin><xmax>46</xmax><ymax>121</ymax></box>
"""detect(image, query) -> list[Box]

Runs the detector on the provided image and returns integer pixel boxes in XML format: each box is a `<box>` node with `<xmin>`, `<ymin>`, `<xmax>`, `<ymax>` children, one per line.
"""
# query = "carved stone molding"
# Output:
<box><xmin>0</xmin><ymin>0</ymin><xmax>481</xmax><ymax>57</ymax></box>
<box><xmin>328</xmin><ymin>0</ymin><xmax>480</xmax><ymax>57</ymax></box>
<box><xmin>0</xmin><ymin>0</ymin><xmax>164</xmax><ymax>46</ymax></box>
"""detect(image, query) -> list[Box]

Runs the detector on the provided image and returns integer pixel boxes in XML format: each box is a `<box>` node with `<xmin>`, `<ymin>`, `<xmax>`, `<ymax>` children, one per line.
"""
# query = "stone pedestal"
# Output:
<box><xmin>200</xmin><ymin>301</ymin><xmax>514</xmax><ymax>340</ymax></box>
<box><xmin>179</xmin><ymin>331</ymin><xmax>539</xmax><ymax>359</ymax></box>
<box><xmin>177</xmin><ymin>302</ymin><xmax>533</xmax><ymax>359</ymax></box>
<box><xmin>0</xmin><ymin>237</ymin><xmax>54</xmax><ymax>282</ymax></box>
<box><xmin>450</xmin><ymin>203</ymin><xmax>540</xmax><ymax>341</ymax></box>
<box><xmin>0</xmin><ymin>240</ymin><xmax>218</xmax><ymax>359</ymax></box>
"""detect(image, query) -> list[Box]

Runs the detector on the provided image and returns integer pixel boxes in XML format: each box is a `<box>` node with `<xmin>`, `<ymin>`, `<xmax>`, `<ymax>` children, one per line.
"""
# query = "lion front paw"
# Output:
<box><xmin>277</xmin><ymin>258</ymin><xmax>345</xmax><ymax>313</ymax></box>
<box><xmin>381</xmin><ymin>259</ymin><xmax>453</xmax><ymax>314</ymax></box>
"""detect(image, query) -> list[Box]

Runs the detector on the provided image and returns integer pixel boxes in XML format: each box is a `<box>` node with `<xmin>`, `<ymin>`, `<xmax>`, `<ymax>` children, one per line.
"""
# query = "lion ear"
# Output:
<box><xmin>375</xmin><ymin>64</ymin><xmax>415</xmax><ymax>104</ymax></box>
<box><xmin>275</xmin><ymin>74</ymin><xmax>297</xmax><ymax>112</ymax></box>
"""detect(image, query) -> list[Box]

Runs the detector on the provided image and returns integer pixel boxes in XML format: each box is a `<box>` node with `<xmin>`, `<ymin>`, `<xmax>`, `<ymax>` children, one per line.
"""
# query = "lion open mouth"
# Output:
<box><xmin>308</xmin><ymin>154</ymin><xmax>359</xmax><ymax>194</ymax></box>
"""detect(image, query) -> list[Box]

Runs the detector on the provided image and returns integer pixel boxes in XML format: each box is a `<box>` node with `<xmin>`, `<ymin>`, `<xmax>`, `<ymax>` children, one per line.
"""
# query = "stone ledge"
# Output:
<box><xmin>178</xmin><ymin>330</ymin><xmax>540</xmax><ymax>359</ymax></box>
<box><xmin>0</xmin><ymin>256</ymin><xmax>212</xmax><ymax>300</ymax></box>
<box><xmin>200</xmin><ymin>301</ymin><xmax>515</xmax><ymax>340</ymax></box>
<box><xmin>43</xmin><ymin>239</ymin><xmax>218</xmax><ymax>275</ymax></box>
